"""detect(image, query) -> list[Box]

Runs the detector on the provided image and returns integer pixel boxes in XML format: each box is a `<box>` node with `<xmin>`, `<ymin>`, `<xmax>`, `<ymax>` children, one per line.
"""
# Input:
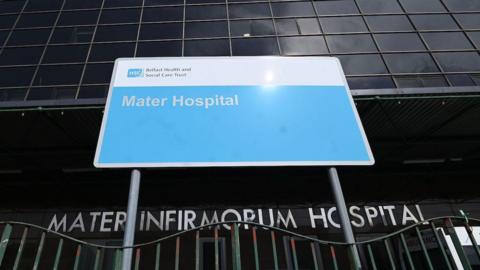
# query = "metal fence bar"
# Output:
<box><xmin>290</xmin><ymin>238</ymin><xmax>299</xmax><ymax>270</ymax></box>
<box><xmin>175</xmin><ymin>236</ymin><xmax>180</xmax><ymax>270</ymax></box>
<box><xmin>445</xmin><ymin>218</ymin><xmax>472</xmax><ymax>270</ymax></box>
<box><xmin>195</xmin><ymin>230</ymin><xmax>200</xmax><ymax>270</ymax></box>
<box><xmin>12</xmin><ymin>226</ymin><xmax>28</xmax><ymax>270</ymax></box>
<box><xmin>114</xmin><ymin>249</ymin><xmax>123</xmax><ymax>270</ymax></box>
<box><xmin>310</xmin><ymin>242</ymin><xmax>319</xmax><ymax>270</ymax></box>
<box><xmin>155</xmin><ymin>243</ymin><xmax>161</xmax><ymax>270</ymax></box>
<box><xmin>430</xmin><ymin>222</ymin><xmax>453</xmax><ymax>270</ymax></box>
<box><xmin>134</xmin><ymin>248</ymin><xmax>141</xmax><ymax>270</ymax></box>
<box><xmin>329</xmin><ymin>245</ymin><xmax>339</xmax><ymax>270</ymax></box>
<box><xmin>399</xmin><ymin>233</ymin><xmax>415</xmax><ymax>270</ymax></box>
<box><xmin>415</xmin><ymin>227</ymin><xmax>434</xmax><ymax>270</ymax></box>
<box><xmin>214</xmin><ymin>227</ymin><xmax>219</xmax><ymax>270</ymax></box>
<box><xmin>252</xmin><ymin>227</ymin><xmax>260</xmax><ymax>270</ymax></box>
<box><xmin>383</xmin><ymin>239</ymin><xmax>396</xmax><ymax>270</ymax></box>
<box><xmin>233</xmin><ymin>223</ymin><xmax>242</xmax><ymax>270</ymax></box>
<box><xmin>0</xmin><ymin>224</ymin><xmax>12</xmax><ymax>267</ymax></box>
<box><xmin>32</xmin><ymin>232</ymin><xmax>46</xmax><ymax>270</ymax></box>
<box><xmin>93</xmin><ymin>248</ymin><xmax>102</xmax><ymax>270</ymax></box>
<box><xmin>52</xmin><ymin>238</ymin><xmax>64</xmax><ymax>270</ymax></box>
<box><xmin>270</xmin><ymin>231</ymin><xmax>279</xmax><ymax>270</ymax></box>
<box><xmin>464</xmin><ymin>223</ymin><xmax>480</xmax><ymax>261</ymax></box>
<box><xmin>366</xmin><ymin>244</ymin><xmax>377</xmax><ymax>270</ymax></box>
<box><xmin>73</xmin><ymin>244</ymin><xmax>82</xmax><ymax>270</ymax></box>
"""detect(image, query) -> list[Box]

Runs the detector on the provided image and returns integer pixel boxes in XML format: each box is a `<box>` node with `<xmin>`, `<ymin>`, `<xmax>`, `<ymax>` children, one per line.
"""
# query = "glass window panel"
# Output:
<box><xmin>0</xmin><ymin>30</ymin><xmax>7</xmax><ymax>45</ymax></box>
<box><xmin>58</xmin><ymin>10</ymin><xmax>100</xmax><ymax>26</ymax></box>
<box><xmin>8</xmin><ymin>28</ymin><xmax>51</xmax><ymax>45</ymax></box>
<box><xmin>25</xmin><ymin>0</ymin><xmax>62</xmax><ymax>11</ymax></box>
<box><xmin>336</xmin><ymin>54</ymin><xmax>387</xmax><ymax>75</ymax></box>
<box><xmin>375</xmin><ymin>33</ymin><xmax>425</xmax><ymax>51</ymax></box>
<box><xmin>142</xmin><ymin>7</ymin><xmax>183</xmax><ymax>22</ymax></box>
<box><xmin>394</xmin><ymin>75</ymin><xmax>448</xmax><ymax>87</ymax></box>
<box><xmin>320</xmin><ymin>17</ymin><xmax>368</xmax><ymax>33</ymax></box>
<box><xmin>326</xmin><ymin>34</ymin><xmax>377</xmax><ymax>53</ymax></box>
<box><xmin>313</xmin><ymin>0</ymin><xmax>359</xmax><ymax>15</ymax></box>
<box><xmin>144</xmin><ymin>0</ymin><xmax>184</xmax><ymax>6</ymax></box>
<box><xmin>139</xmin><ymin>23</ymin><xmax>182</xmax><ymax>40</ymax></box>
<box><xmin>186</xmin><ymin>5</ymin><xmax>227</xmax><ymax>20</ymax></box>
<box><xmin>51</xmin><ymin>26</ymin><xmax>94</xmax><ymax>43</ymax></box>
<box><xmin>0</xmin><ymin>1</ymin><xmax>24</xmax><ymax>14</ymax></box>
<box><xmin>230</xmin><ymin>20</ymin><xmax>275</xmax><ymax>37</ymax></box>
<box><xmin>0</xmin><ymin>89</ymin><xmax>27</xmax><ymax>101</ymax></box>
<box><xmin>43</xmin><ymin>45</ymin><xmax>89</xmax><ymax>63</ymax></box>
<box><xmin>422</xmin><ymin>32</ymin><xmax>473</xmax><ymax>50</ymax></box>
<box><xmin>399</xmin><ymin>0</ymin><xmax>446</xmax><ymax>12</ymax></box>
<box><xmin>467</xmin><ymin>31</ymin><xmax>480</xmax><ymax>48</ymax></box>
<box><xmin>0</xmin><ymin>15</ymin><xmax>17</xmax><ymax>29</ymax></box>
<box><xmin>0</xmin><ymin>67</ymin><xmax>35</xmax><ymax>87</ymax></box>
<box><xmin>410</xmin><ymin>15</ymin><xmax>458</xmax><ymax>30</ymax></box>
<box><xmin>229</xmin><ymin>3</ymin><xmax>271</xmax><ymax>19</ymax></box>
<box><xmin>27</xmin><ymin>86</ymin><xmax>77</xmax><ymax>100</ymax></box>
<box><xmin>0</xmin><ymin>46</ymin><xmax>43</xmax><ymax>65</ymax></box>
<box><xmin>454</xmin><ymin>14</ymin><xmax>480</xmax><ymax>30</ymax></box>
<box><xmin>104</xmin><ymin>0</ymin><xmax>142</xmax><ymax>8</ymax></box>
<box><xmin>276</xmin><ymin>18</ymin><xmax>321</xmax><ymax>35</ymax></box>
<box><xmin>443</xmin><ymin>0</ymin><xmax>480</xmax><ymax>12</ymax></box>
<box><xmin>95</xmin><ymin>24</ymin><xmax>139</xmax><ymax>41</ymax></box>
<box><xmin>136</xmin><ymin>41</ymin><xmax>182</xmax><ymax>56</ymax></box>
<box><xmin>33</xmin><ymin>64</ymin><xmax>83</xmax><ymax>85</ymax></box>
<box><xmin>99</xmin><ymin>8</ymin><xmax>140</xmax><ymax>24</ymax></box>
<box><xmin>17</xmin><ymin>12</ymin><xmax>57</xmax><ymax>28</ymax></box>
<box><xmin>384</xmin><ymin>53</ymin><xmax>439</xmax><ymax>73</ymax></box>
<box><xmin>365</xmin><ymin>15</ymin><xmax>413</xmax><ymax>32</ymax></box>
<box><xmin>184</xmin><ymin>39</ymin><xmax>230</xmax><ymax>56</ymax></box>
<box><xmin>89</xmin><ymin>43</ymin><xmax>135</xmax><ymax>61</ymax></box>
<box><xmin>433</xmin><ymin>52</ymin><xmax>480</xmax><ymax>72</ymax></box>
<box><xmin>78</xmin><ymin>85</ymin><xmax>108</xmax><ymax>99</ymax></box>
<box><xmin>347</xmin><ymin>77</ymin><xmax>395</xmax><ymax>89</ymax></box>
<box><xmin>271</xmin><ymin>2</ymin><xmax>315</xmax><ymax>17</ymax></box>
<box><xmin>447</xmin><ymin>74</ymin><xmax>476</xmax><ymax>86</ymax></box>
<box><xmin>356</xmin><ymin>0</ymin><xmax>402</xmax><ymax>13</ymax></box>
<box><xmin>471</xmin><ymin>75</ymin><xmax>480</xmax><ymax>86</ymax></box>
<box><xmin>185</xmin><ymin>21</ymin><xmax>228</xmax><ymax>38</ymax></box>
<box><xmin>279</xmin><ymin>36</ymin><xmax>328</xmax><ymax>55</ymax></box>
<box><xmin>82</xmin><ymin>63</ymin><xmax>114</xmax><ymax>84</ymax></box>
<box><xmin>188</xmin><ymin>0</ymin><xmax>223</xmax><ymax>3</ymax></box>
<box><xmin>64</xmin><ymin>0</ymin><xmax>102</xmax><ymax>9</ymax></box>
<box><xmin>232</xmin><ymin>37</ymin><xmax>279</xmax><ymax>55</ymax></box>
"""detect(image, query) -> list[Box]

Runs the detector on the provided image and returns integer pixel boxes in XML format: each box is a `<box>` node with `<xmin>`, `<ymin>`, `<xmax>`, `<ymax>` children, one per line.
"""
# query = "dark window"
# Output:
<box><xmin>422</xmin><ymin>32</ymin><xmax>473</xmax><ymax>50</ymax></box>
<box><xmin>82</xmin><ymin>63</ymin><xmax>114</xmax><ymax>84</ymax></box>
<box><xmin>356</xmin><ymin>0</ymin><xmax>402</xmax><ymax>13</ymax></box>
<box><xmin>443</xmin><ymin>0</ymin><xmax>480</xmax><ymax>12</ymax></box>
<box><xmin>454</xmin><ymin>14</ymin><xmax>480</xmax><ymax>30</ymax></box>
<box><xmin>0</xmin><ymin>1</ymin><xmax>25</xmax><ymax>14</ymax></box>
<box><xmin>228</xmin><ymin>3</ymin><xmax>271</xmax><ymax>19</ymax></box>
<box><xmin>78</xmin><ymin>85</ymin><xmax>108</xmax><ymax>99</ymax></box>
<box><xmin>232</xmin><ymin>37</ymin><xmax>279</xmax><ymax>56</ymax></box>
<box><xmin>384</xmin><ymin>53</ymin><xmax>439</xmax><ymax>73</ymax></box>
<box><xmin>271</xmin><ymin>2</ymin><xmax>315</xmax><ymax>17</ymax></box>
<box><xmin>33</xmin><ymin>64</ymin><xmax>83</xmax><ymax>85</ymax></box>
<box><xmin>275</xmin><ymin>18</ymin><xmax>321</xmax><ymax>35</ymax></box>
<box><xmin>184</xmin><ymin>39</ymin><xmax>230</xmax><ymax>56</ymax></box>
<box><xmin>399</xmin><ymin>0</ymin><xmax>446</xmax><ymax>12</ymax></box>
<box><xmin>0</xmin><ymin>30</ymin><xmax>7</xmax><ymax>45</ymax></box>
<box><xmin>313</xmin><ymin>0</ymin><xmax>359</xmax><ymax>15</ymax></box>
<box><xmin>410</xmin><ymin>15</ymin><xmax>458</xmax><ymax>30</ymax></box>
<box><xmin>0</xmin><ymin>15</ymin><xmax>18</xmax><ymax>29</ymax></box>
<box><xmin>336</xmin><ymin>54</ymin><xmax>388</xmax><ymax>75</ymax></box>
<box><xmin>95</xmin><ymin>24</ymin><xmax>139</xmax><ymax>41</ymax></box>
<box><xmin>142</xmin><ymin>7</ymin><xmax>183</xmax><ymax>22</ymax></box>
<box><xmin>347</xmin><ymin>77</ymin><xmax>396</xmax><ymax>89</ymax></box>
<box><xmin>136</xmin><ymin>41</ymin><xmax>182</xmax><ymax>57</ymax></box>
<box><xmin>64</xmin><ymin>0</ymin><xmax>103</xmax><ymax>9</ymax></box>
<box><xmin>145</xmin><ymin>0</ymin><xmax>184</xmax><ymax>6</ymax></box>
<box><xmin>17</xmin><ymin>12</ymin><xmax>57</xmax><ymax>28</ymax></box>
<box><xmin>185</xmin><ymin>21</ymin><xmax>228</xmax><ymax>38</ymax></box>
<box><xmin>188</xmin><ymin>0</ymin><xmax>223</xmax><ymax>3</ymax></box>
<box><xmin>320</xmin><ymin>17</ymin><xmax>368</xmax><ymax>33</ymax></box>
<box><xmin>99</xmin><ymin>8</ymin><xmax>140</xmax><ymax>24</ymax></box>
<box><xmin>43</xmin><ymin>45</ymin><xmax>89</xmax><ymax>63</ymax></box>
<box><xmin>279</xmin><ymin>36</ymin><xmax>328</xmax><ymax>55</ymax></box>
<box><xmin>0</xmin><ymin>89</ymin><xmax>27</xmax><ymax>101</ymax></box>
<box><xmin>139</xmin><ymin>23</ymin><xmax>183</xmax><ymax>40</ymax></box>
<box><xmin>447</xmin><ymin>74</ymin><xmax>476</xmax><ymax>86</ymax></box>
<box><xmin>230</xmin><ymin>20</ymin><xmax>275</xmax><ymax>37</ymax></box>
<box><xmin>8</xmin><ymin>28</ymin><xmax>51</xmax><ymax>45</ymax></box>
<box><xmin>433</xmin><ymin>52</ymin><xmax>480</xmax><ymax>72</ymax></box>
<box><xmin>51</xmin><ymin>26</ymin><xmax>95</xmax><ymax>43</ymax></box>
<box><xmin>25</xmin><ymin>0</ymin><xmax>63</xmax><ymax>12</ymax></box>
<box><xmin>104</xmin><ymin>0</ymin><xmax>143</xmax><ymax>8</ymax></box>
<box><xmin>0</xmin><ymin>46</ymin><xmax>43</xmax><ymax>65</ymax></box>
<box><xmin>365</xmin><ymin>15</ymin><xmax>413</xmax><ymax>32</ymax></box>
<box><xmin>375</xmin><ymin>33</ymin><xmax>425</xmax><ymax>51</ymax></box>
<box><xmin>186</xmin><ymin>5</ymin><xmax>227</xmax><ymax>20</ymax></box>
<box><xmin>89</xmin><ymin>43</ymin><xmax>136</xmax><ymax>61</ymax></box>
<box><xmin>58</xmin><ymin>10</ymin><xmax>100</xmax><ymax>26</ymax></box>
<box><xmin>27</xmin><ymin>86</ymin><xmax>77</xmax><ymax>100</ymax></box>
<box><xmin>0</xmin><ymin>67</ymin><xmax>35</xmax><ymax>87</ymax></box>
<box><xmin>394</xmin><ymin>75</ymin><xmax>448</xmax><ymax>87</ymax></box>
<box><xmin>467</xmin><ymin>31</ymin><xmax>480</xmax><ymax>48</ymax></box>
<box><xmin>326</xmin><ymin>34</ymin><xmax>377</xmax><ymax>53</ymax></box>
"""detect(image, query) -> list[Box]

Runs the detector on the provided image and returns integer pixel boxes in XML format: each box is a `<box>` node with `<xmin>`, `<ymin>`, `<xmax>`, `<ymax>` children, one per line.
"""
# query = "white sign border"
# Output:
<box><xmin>94</xmin><ymin>56</ymin><xmax>374</xmax><ymax>168</ymax></box>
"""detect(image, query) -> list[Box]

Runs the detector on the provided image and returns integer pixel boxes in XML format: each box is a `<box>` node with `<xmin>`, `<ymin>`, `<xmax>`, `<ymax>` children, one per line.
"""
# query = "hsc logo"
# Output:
<box><xmin>127</xmin><ymin>68</ymin><xmax>144</xmax><ymax>78</ymax></box>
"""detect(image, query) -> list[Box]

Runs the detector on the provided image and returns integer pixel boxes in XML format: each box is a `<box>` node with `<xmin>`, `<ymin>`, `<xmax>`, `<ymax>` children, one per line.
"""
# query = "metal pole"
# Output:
<box><xmin>122</xmin><ymin>169</ymin><xmax>141</xmax><ymax>270</ymax></box>
<box><xmin>328</xmin><ymin>167</ymin><xmax>362</xmax><ymax>270</ymax></box>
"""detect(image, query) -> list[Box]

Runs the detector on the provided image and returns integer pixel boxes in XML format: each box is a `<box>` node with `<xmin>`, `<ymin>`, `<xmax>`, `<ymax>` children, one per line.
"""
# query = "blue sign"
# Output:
<box><xmin>94</xmin><ymin>57</ymin><xmax>374</xmax><ymax>167</ymax></box>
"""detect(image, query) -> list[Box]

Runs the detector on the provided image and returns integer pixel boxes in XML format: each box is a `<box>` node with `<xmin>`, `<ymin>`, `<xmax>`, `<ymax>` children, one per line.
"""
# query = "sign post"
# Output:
<box><xmin>122</xmin><ymin>169</ymin><xmax>141</xmax><ymax>270</ymax></box>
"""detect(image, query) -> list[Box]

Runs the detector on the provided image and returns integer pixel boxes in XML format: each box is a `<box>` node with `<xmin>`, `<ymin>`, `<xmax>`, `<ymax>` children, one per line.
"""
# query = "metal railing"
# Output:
<box><xmin>1</xmin><ymin>216</ymin><xmax>479</xmax><ymax>269</ymax></box>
